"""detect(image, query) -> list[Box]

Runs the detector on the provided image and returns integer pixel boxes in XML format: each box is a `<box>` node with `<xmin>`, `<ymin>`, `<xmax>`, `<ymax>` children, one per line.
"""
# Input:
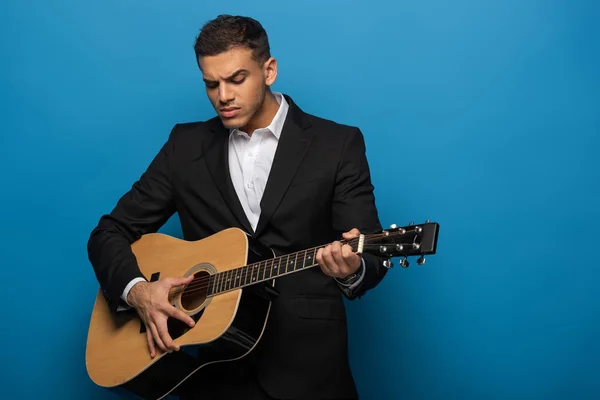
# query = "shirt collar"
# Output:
<box><xmin>230</xmin><ymin>92</ymin><xmax>289</xmax><ymax>140</ymax></box>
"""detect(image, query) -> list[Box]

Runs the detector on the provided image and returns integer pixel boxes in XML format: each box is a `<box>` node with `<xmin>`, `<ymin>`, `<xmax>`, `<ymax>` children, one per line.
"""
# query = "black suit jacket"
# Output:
<box><xmin>88</xmin><ymin>94</ymin><xmax>387</xmax><ymax>399</ymax></box>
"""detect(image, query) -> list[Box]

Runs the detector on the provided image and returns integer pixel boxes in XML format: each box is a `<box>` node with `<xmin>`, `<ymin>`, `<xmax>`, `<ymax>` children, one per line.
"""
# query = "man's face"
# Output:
<box><xmin>199</xmin><ymin>47</ymin><xmax>270</xmax><ymax>130</ymax></box>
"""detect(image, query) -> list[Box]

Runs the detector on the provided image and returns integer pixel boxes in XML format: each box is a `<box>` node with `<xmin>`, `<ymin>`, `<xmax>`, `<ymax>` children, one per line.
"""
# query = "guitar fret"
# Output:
<box><xmin>226</xmin><ymin>269</ymin><xmax>233</xmax><ymax>291</ymax></box>
<box><xmin>219</xmin><ymin>272</ymin><xmax>226</xmax><ymax>293</ymax></box>
<box><xmin>285</xmin><ymin>254</ymin><xmax>291</xmax><ymax>274</ymax></box>
<box><xmin>259</xmin><ymin>260</ymin><xmax>266</xmax><ymax>281</ymax></box>
<box><xmin>244</xmin><ymin>264</ymin><xmax>250</xmax><ymax>286</ymax></box>
<box><xmin>264</xmin><ymin>260</ymin><xmax>269</xmax><ymax>280</ymax></box>
<box><xmin>251</xmin><ymin>262</ymin><xmax>258</xmax><ymax>284</ymax></box>
<box><xmin>295</xmin><ymin>251</ymin><xmax>302</xmax><ymax>271</ymax></box>
<box><xmin>209</xmin><ymin>246</ymin><xmax>326</xmax><ymax>295</ymax></box>
<box><xmin>215</xmin><ymin>272</ymin><xmax>221</xmax><ymax>293</ymax></box>
<box><xmin>264</xmin><ymin>260</ymin><xmax>270</xmax><ymax>280</ymax></box>
<box><xmin>268</xmin><ymin>260</ymin><xmax>273</xmax><ymax>279</ymax></box>
<box><xmin>234</xmin><ymin>267</ymin><xmax>242</xmax><ymax>289</ymax></box>
<box><xmin>207</xmin><ymin>275</ymin><xmax>214</xmax><ymax>296</ymax></box>
<box><xmin>306</xmin><ymin>249</ymin><xmax>315</xmax><ymax>267</ymax></box>
<box><xmin>275</xmin><ymin>257</ymin><xmax>282</xmax><ymax>276</ymax></box>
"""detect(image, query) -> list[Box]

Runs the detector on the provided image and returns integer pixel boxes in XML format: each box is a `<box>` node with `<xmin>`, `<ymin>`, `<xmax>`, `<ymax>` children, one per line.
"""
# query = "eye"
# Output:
<box><xmin>205</xmin><ymin>82</ymin><xmax>218</xmax><ymax>89</ymax></box>
<box><xmin>232</xmin><ymin>77</ymin><xmax>246</xmax><ymax>85</ymax></box>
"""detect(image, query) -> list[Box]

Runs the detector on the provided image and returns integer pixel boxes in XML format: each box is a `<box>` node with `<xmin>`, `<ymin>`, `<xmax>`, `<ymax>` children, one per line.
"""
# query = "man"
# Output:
<box><xmin>88</xmin><ymin>14</ymin><xmax>387</xmax><ymax>400</ymax></box>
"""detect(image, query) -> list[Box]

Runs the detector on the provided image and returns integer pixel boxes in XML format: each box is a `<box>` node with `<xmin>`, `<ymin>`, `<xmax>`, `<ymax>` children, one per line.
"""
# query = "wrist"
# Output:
<box><xmin>127</xmin><ymin>281</ymin><xmax>148</xmax><ymax>308</ymax></box>
<box><xmin>336</xmin><ymin>258</ymin><xmax>366</xmax><ymax>288</ymax></box>
<box><xmin>338</xmin><ymin>264</ymin><xmax>363</xmax><ymax>284</ymax></box>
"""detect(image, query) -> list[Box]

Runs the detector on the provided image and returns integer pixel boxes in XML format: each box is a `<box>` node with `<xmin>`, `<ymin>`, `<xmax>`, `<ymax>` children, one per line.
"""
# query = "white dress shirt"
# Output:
<box><xmin>228</xmin><ymin>92</ymin><xmax>288</xmax><ymax>232</ymax></box>
<box><xmin>120</xmin><ymin>92</ymin><xmax>363</xmax><ymax>307</ymax></box>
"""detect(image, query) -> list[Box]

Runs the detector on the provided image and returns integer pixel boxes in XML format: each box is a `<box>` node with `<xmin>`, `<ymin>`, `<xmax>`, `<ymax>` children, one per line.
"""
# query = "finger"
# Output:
<box><xmin>166</xmin><ymin>275</ymin><xmax>194</xmax><ymax>288</ymax></box>
<box><xmin>331</xmin><ymin>241</ymin><xmax>347</xmax><ymax>269</ymax></box>
<box><xmin>316</xmin><ymin>248</ymin><xmax>325</xmax><ymax>269</ymax></box>
<box><xmin>156</xmin><ymin>317</ymin><xmax>178</xmax><ymax>352</ymax></box>
<box><xmin>316</xmin><ymin>248</ymin><xmax>331</xmax><ymax>275</ymax></box>
<box><xmin>146</xmin><ymin>329</ymin><xmax>156</xmax><ymax>358</ymax></box>
<box><xmin>164</xmin><ymin>304</ymin><xmax>195</xmax><ymax>328</ymax></box>
<box><xmin>149</xmin><ymin>320</ymin><xmax>167</xmax><ymax>353</ymax></box>
<box><xmin>342</xmin><ymin>244</ymin><xmax>360</xmax><ymax>270</ymax></box>
<box><xmin>342</xmin><ymin>228</ymin><xmax>360</xmax><ymax>240</ymax></box>
<box><xmin>342</xmin><ymin>243</ymin><xmax>356</xmax><ymax>261</ymax></box>
<box><xmin>322</xmin><ymin>245</ymin><xmax>339</xmax><ymax>276</ymax></box>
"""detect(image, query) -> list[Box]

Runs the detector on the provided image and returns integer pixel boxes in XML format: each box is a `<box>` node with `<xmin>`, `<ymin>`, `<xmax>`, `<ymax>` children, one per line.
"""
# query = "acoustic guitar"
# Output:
<box><xmin>85</xmin><ymin>221</ymin><xmax>439</xmax><ymax>399</ymax></box>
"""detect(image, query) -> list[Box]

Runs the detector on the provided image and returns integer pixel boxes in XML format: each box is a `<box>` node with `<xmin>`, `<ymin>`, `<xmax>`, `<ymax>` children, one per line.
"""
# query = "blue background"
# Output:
<box><xmin>1</xmin><ymin>0</ymin><xmax>599</xmax><ymax>399</ymax></box>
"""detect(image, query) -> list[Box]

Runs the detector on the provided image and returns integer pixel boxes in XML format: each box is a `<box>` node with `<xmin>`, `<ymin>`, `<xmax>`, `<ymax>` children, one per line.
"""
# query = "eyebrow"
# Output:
<box><xmin>203</xmin><ymin>69</ymin><xmax>249</xmax><ymax>83</ymax></box>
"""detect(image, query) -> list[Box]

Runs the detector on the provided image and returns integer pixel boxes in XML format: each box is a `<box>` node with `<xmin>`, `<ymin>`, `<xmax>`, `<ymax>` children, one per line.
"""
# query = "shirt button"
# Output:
<box><xmin>248</xmin><ymin>152</ymin><xmax>254</xmax><ymax>157</ymax></box>
<box><xmin>246</xmin><ymin>182</ymin><xmax>253</xmax><ymax>189</ymax></box>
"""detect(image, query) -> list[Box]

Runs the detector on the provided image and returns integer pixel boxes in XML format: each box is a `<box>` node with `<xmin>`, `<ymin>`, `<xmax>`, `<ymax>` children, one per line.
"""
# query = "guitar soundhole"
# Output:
<box><xmin>181</xmin><ymin>270</ymin><xmax>210</xmax><ymax>312</ymax></box>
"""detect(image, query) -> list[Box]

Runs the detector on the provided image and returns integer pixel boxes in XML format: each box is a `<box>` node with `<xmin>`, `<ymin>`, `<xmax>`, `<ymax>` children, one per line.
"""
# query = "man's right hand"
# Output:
<box><xmin>127</xmin><ymin>276</ymin><xmax>196</xmax><ymax>358</ymax></box>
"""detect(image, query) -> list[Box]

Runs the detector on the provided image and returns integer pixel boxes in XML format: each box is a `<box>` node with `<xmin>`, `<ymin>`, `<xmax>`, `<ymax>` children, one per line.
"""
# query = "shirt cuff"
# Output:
<box><xmin>117</xmin><ymin>277</ymin><xmax>147</xmax><ymax>311</ymax></box>
<box><xmin>335</xmin><ymin>258</ymin><xmax>366</xmax><ymax>290</ymax></box>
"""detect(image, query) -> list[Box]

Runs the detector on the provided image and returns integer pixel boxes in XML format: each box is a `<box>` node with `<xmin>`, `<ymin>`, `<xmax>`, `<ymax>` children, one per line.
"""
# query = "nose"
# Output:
<box><xmin>218</xmin><ymin>83</ymin><xmax>234</xmax><ymax>105</ymax></box>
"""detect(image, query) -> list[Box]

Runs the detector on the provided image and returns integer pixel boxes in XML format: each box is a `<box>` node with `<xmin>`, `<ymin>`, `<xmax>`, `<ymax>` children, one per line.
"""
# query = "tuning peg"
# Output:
<box><xmin>383</xmin><ymin>259</ymin><xmax>393</xmax><ymax>269</ymax></box>
<box><xmin>379</xmin><ymin>246</ymin><xmax>388</xmax><ymax>254</ymax></box>
<box><xmin>389</xmin><ymin>224</ymin><xmax>397</xmax><ymax>229</ymax></box>
<box><xmin>400</xmin><ymin>257</ymin><xmax>409</xmax><ymax>268</ymax></box>
<box><xmin>426</xmin><ymin>219</ymin><xmax>430</xmax><ymax>223</ymax></box>
<box><xmin>417</xmin><ymin>255</ymin><xmax>426</xmax><ymax>266</ymax></box>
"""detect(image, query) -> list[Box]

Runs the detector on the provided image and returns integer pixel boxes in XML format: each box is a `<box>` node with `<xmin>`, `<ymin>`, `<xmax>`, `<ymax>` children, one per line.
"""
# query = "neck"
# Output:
<box><xmin>240</xmin><ymin>91</ymin><xmax>279</xmax><ymax>135</ymax></box>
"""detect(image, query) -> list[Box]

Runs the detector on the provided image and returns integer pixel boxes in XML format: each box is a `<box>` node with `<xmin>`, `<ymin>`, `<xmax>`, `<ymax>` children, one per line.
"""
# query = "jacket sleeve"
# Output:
<box><xmin>87</xmin><ymin>125</ymin><xmax>180</xmax><ymax>312</ymax></box>
<box><xmin>331</xmin><ymin>127</ymin><xmax>388</xmax><ymax>299</ymax></box>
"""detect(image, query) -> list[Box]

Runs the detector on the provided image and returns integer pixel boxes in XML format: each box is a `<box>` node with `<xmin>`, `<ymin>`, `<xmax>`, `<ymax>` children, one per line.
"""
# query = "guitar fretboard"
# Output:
<box><xmin>206</xmin><ymin>247</ymin><xmax>320</xmax><ymax>296</ymax></box>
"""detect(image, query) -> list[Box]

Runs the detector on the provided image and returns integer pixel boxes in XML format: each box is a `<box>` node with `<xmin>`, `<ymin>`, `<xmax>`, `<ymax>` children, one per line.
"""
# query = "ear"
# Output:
<box><xmin>263</xmin><ymin>57</ymin><xmax>278</xmax><ymax>87</ymax></box>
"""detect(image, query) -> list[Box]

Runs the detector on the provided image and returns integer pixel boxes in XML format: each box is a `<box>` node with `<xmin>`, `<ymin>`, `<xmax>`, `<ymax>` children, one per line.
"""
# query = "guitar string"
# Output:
<box><xmin>167</xmin><ymin>230</ymin><xmax>420</xmax><ymax>297</ymax></box>
<box><xmin>166</xmin><ymin>230</ymin><xmax>422</xmax><ymax>298</ymax></box>
<box><xmin>169</xmin><ymin>242</ymin><xmax>419</xmax><ymax>301</ymax></box>
<box><xmin>170</xmin><ymin>241</ymin><xmax>403</xmax><ymax>296</ymax></box>
<box><xmin>167</xmin><ymin>229</ymin><xmax>414</xmax><ymax>295</ymax></box>
<box><xmin>167</xmin><ymin>236</ymin><xmax>360</xmax><ymax>295</ymax></box>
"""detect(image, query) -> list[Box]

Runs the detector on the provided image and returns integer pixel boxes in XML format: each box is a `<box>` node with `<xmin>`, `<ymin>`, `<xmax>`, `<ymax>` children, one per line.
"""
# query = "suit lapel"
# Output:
<box><xmin>202</xmin><ymin>118</ymin><xmax>254</xmax><ymax>234</ymax></box>
<box><xmin>254</xmin><ymin>96</ymin><xmax>314</xmax><ymax>237</ymax></box>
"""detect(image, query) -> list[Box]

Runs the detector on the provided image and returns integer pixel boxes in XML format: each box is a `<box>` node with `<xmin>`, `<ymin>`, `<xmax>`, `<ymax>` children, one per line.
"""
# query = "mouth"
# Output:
<box><xmin>220</xmin><ymin>107</ymin><xmax>241</xmax><ymax>118</ymax></box>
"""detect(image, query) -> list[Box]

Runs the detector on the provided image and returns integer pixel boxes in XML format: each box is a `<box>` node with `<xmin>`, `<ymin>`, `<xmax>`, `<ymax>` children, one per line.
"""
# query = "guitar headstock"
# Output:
<box><xmin>357</xmin><ymin>220</ymin><xmax>439</xmax><ymax>268</ymax></box>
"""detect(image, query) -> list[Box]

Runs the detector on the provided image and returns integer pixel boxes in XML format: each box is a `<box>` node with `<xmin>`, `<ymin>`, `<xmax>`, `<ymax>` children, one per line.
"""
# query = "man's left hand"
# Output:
<box><xmin>316</xmin><ymin>228</ymin><xmax>361</xmax><ymax>279</ymax></box>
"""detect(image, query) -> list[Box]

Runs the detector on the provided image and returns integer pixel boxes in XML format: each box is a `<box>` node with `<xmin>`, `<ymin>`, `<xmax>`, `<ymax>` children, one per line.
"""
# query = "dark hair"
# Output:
<box><xmin>194</xmin><ymin>15</ymin><xmax>271</xmax><ymax>64</ymax></box>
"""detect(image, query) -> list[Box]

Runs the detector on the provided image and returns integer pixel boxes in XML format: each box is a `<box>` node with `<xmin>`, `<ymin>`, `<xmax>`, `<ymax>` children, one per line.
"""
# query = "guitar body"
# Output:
<box><xmin>85</xmin><ymin>228</ymin><xmax>275</xmax><ymax>400</ymax></box>
<box><xmin>85</xmin><ymin>221</ymin><xmax>440</xmax><ymax>399</ymax></box>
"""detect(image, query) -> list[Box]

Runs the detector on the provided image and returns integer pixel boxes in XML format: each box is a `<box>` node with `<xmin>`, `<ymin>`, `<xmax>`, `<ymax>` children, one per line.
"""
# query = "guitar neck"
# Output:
<box><xmin>207</xmin><ymin>246</ymin><xmax>325</xmax><ymax>296</ymax></box>
<box><xmin>205</xmin><ymin>221</ymin><xmax>439</xmax><ymax>297</ymax></box>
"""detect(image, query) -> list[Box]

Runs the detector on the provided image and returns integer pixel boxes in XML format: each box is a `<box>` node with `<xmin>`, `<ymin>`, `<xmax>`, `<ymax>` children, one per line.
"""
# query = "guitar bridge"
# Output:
<box><xmin>357</xmin><ymin>234</ymin><xmax>365</xmax><ymax>255</ymax></box>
